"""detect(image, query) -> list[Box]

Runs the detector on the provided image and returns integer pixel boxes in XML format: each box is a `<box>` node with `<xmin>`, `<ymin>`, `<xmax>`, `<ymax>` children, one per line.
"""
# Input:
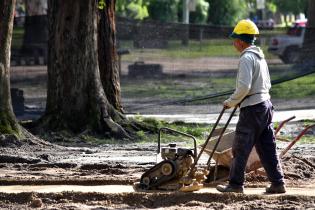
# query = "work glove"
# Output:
<box><xmin>223</xmin><ymin>100</ymin><xmax>232</xmax><ymax>109</ymax></box>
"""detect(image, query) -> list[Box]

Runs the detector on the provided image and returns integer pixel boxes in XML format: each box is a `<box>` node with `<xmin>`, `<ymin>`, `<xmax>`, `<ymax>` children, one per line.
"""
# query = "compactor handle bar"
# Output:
<box><xmin>206</xmin><ymin>106</ymin><xmax>238</xmax><ymax>169</ymax></box>
<box><xmin>158</xmin><ymin>127</ymin><xmax>197</xmax><ymax>161</ymax></box>
<box><xmin>189</xmin><ymin>106</ymin><xmax>238</xmax><ymax>176</ymax></box>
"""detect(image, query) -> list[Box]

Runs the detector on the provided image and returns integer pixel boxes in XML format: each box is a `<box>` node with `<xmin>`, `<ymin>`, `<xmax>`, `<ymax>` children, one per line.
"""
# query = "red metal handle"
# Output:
<box><xmin>280</xmin><ymin>123</ymin><xmax>315</xmax><ymax>158</ymax></box>
<box><xmin>275</xmin><ymin>116</ymin><xmax>296</xmax><ymax>136</ymax></box>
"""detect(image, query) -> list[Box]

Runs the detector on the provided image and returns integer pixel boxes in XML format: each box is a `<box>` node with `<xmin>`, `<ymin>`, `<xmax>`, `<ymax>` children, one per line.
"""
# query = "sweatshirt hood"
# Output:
<box><xmin>241</xmin><ymin>45</ymin><xmax>265</xmax><ymax>59</ymax></box>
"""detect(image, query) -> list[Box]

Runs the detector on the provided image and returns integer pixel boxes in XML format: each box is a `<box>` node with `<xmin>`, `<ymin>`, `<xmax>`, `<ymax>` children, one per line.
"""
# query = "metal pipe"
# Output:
<box><xmin>188</xmin><ymin>107</ymin><xmax>226</xmax><ymax>176</ymax></box>
<box><xmin>280</xmin><ymin>123</ymin><xmax>315</xmax><ymax>158</ymax></box>
<box><xmin>182</xmin><ymin>0</ymin><xmax>189</xmax><ymax>24</ymax></box>
<box><xmin>206</xmin><ymin>106</ymin><xmax>238</xmax><ymax>169</ymax></box>
<box><xmin>275</xmin><ymin>116</ymin><xmax>295</xmax><ymax>135</ymax></box>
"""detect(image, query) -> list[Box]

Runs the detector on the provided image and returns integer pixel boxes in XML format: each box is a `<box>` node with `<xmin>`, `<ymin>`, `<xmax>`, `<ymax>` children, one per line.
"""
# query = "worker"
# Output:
<box><xmin>216</xmin><ymin>19</ymin><xmax>286</xmax><ymax>194</ymax></box>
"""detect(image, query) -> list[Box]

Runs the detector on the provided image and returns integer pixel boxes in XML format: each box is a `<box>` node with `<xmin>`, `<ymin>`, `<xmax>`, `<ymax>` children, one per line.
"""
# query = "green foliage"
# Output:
<box><xmin>147</xmin><ymin>0</ymin><xmax>179</xmax><ymax>22</ymax></box>
<box><xmin>189</xmin><ymin>0</ymin><xmax>210</xmax><ymax>24</ymax></box>
<box><xmin>98</xmin><ymin>0</ymin><xmax>106</xmax><ymax>10</ymax></box>
<box><xmin>116</xmin><ymin>0</ymin><xmax>149</xmax><ymax>20</ymax></box>
<box><xmin>135</xmin><ymin>130</ymin><xmax>151</xmax><ymax>141</ymax></box>
<box><xmin>271</xmin><ymin>0</ymin><xmax>308</xmax><ymax>15</ymax></box>
<box><xmin>117</xmin><ymin>0</ymin><xmax>209</xmax><ymax>23</ymax></box>
<box><xmin>300</xmin><ymin>119</ymin><xmax>315</xmax><ymax>127</ymax></box>
<box><xmin>114</xmin><ymin>0</ymin><xmax>307</xmax><ymax>23</ymax></box>
<box><xmin>207</xmin><ymin>0</ymin><xmax>248</xmax><ymax>26</ymax></box>
<box><xmin>142</xmin><ymin>117</ymin><xmax>163</xmax><ymax>128</ymax></box>
<box><xmin>266</xmin><ymin>1</ymin><xmax>277</xmax><ymax>14</ymax></box>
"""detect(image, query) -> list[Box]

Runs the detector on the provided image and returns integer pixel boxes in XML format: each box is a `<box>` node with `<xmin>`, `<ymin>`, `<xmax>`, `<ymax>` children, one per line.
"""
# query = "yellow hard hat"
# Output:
<box><xmin>232</xmin><ymin>19</ymin><xmax>259</xmax><ymax>35</ymax></box>
<box><xmin>230</xmin><ymin>19</ymin><xmax>259</xmax><ymax>44</ymax></box>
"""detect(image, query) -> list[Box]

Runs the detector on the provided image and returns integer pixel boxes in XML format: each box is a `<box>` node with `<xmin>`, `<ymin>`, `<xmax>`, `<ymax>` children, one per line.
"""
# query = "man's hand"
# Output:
<box><xmin>223</xmin><ymin>100</ymin><xmax>231</xmax><ymax>109</ymax></box>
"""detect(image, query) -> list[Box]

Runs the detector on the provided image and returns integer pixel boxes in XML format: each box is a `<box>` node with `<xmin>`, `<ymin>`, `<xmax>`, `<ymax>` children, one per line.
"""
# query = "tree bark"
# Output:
<box><xmin>98</xmin><ymin>0</ymin><xmax>123</xmax><ymax>112</ymax></box>
<box><xmin>41</xmin><ymin>0</ymin><xmax>129</xmax><ymax>139</ymax></box>
<box><xmin>0</xmin><ymin>0</ymin><xmax>22</xmax><ymax>137</ymax></box>
<box><xmin>299</xmin><ymin>0</ymin><xmax>315</xmax><ymax>66</ymax></box>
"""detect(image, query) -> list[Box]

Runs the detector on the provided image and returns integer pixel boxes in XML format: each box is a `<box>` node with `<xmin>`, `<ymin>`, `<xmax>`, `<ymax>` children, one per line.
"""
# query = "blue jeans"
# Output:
<box><xmin>229</xmin><ymin>100</ymin><xmax>284</xmax><ymax>187</ymax></box>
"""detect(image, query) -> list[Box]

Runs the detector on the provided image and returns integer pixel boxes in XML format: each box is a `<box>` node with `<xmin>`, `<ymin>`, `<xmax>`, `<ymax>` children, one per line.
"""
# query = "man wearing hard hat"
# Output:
<box><xmin>216</xmin><ymin>19</ymin><xmax>286</xmax><ymax>194</ymax></box>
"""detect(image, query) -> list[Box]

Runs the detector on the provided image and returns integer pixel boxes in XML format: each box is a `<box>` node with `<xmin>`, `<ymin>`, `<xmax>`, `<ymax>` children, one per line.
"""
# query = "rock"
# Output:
<box><xmin>30</xmin><ymin>198</ymin><xmax>43</xmax><ymax>208</ymax></box>
<box><xmin>38</xmin><ymin>154</ymin><xmax>50</xmax><ymax>161</ymax></box>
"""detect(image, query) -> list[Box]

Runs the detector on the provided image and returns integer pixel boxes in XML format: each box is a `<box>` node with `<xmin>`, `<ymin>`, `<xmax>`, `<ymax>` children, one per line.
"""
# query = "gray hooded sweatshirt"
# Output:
<box><xmin>225</xmin><ymin>45</ymin><xmax>271</xmax><ymax>108</ymax></box>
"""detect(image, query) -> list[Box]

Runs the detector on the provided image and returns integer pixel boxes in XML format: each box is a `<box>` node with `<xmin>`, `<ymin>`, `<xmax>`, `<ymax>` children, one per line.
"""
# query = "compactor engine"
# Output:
<box><xmin>140</xmin><ymin>143</ymin><xmax>195</xmax><ymax>190</ymax></box>
<box><xmin>139</xmin><ymin>128</ymin><xmax>198</xmax><ymax>190</ymax></box>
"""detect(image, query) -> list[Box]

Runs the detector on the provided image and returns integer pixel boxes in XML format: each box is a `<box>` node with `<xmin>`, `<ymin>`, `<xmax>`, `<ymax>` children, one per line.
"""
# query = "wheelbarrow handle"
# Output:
<box><xmin>206</xmin><ymin>106</ymin><xmax>238</xmax><ymax>169</ymax></box>
<box><xmin>280</xmin><ymin>123</ymin><xmax>315</xmax><ymax>158</ymax></box>
<box><xmin>189</xmin><ymin>106</ymin><xmax>237</xmax><ymax>176</ymax></box>
<box><xmin>274</xmin><ymin>116</ymin><xmax>296</xmax><ymax>135</ymax></box>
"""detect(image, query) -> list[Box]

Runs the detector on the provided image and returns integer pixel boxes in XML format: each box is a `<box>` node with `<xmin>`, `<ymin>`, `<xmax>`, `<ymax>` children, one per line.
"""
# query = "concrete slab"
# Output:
<box><xmin>0</xmin><ymin>185</ymin><xmax>314</xmax><ymax>197</ymax></box>
<box><xmin>130</xmin><ymin>109</ymin><xmax>315</xmax><ymax>124</ymax></box>
<box><xmin>0</xmin><ymin>185</ymin><xmax>134</xmax><ymax>194</ymax></box>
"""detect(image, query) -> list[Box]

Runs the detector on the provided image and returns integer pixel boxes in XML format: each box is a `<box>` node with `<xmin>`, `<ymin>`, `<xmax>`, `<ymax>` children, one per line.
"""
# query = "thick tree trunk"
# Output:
<box><xmin>299</xmin><ymin>0</ymin><xmax>315</xmax><ymax>66</ymax></box>
<box><xmin>0</xmin><ymin>0</ymin><xmax>22</xmax><ymax>137</ymax></box>
<box><xmin>42</xmin><ymin>0</ymin><xmax>129</xmax><ymax>139</ymax></box>
<box><xmin>98</xmin><ymin>0</ymin><xmax>123</xmax><ymax>112</ymax></box>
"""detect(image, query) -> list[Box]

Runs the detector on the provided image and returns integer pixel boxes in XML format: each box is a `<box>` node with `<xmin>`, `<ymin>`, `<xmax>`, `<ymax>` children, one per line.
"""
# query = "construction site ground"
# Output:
<box><xmin>0</xmin><ymin>140</ymin><xmax>315</xmax><ymax>209</ymax></box>
<box><xmin>3</xmin><ymin>60</ymin><xmax>315</xmax><ymax>209</ymax></box>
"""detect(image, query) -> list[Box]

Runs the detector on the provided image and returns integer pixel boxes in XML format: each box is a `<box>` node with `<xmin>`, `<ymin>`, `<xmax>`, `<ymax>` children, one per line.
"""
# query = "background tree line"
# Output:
<box><xmin>116</xmin><ymin>0</ymin><xmax>308</xmax><ymax>25</ymax></box>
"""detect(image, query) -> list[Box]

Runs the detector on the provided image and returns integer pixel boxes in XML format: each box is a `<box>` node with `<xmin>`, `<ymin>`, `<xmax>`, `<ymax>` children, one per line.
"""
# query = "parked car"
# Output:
<box><xmin>256</xmin><ymin>19</ymin><xmax>275</xmax><ymax>29</ymax></box>
<box><xmin>268</xmin><ymin>19</ymin><xmax>307</xmax><ymax>64</ymax></box>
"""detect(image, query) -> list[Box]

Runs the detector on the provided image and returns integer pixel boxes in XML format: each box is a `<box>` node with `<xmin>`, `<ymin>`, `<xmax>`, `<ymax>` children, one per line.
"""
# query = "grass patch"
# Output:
<box><xmin>166</xmin><ymin>40</ymin><xmax>238</xmax><ymax>58</ymax></box>
<box><xmin>297</xmin><ymin>136</ymin><xmax>315</xmax><ymax>144</ymax></box>
<box><xmin>120</xmin><ymin>39</ymin><xmax>276</xmax><ymax>60</ymax></box>
<box><xmin>133</xmin><ymin>116</ymin><xmax>211</xmax><ymax>146</ymax></box>
<box><xmin>271</xmin><ymin>72</ymin><xmax>315</xmax><ymax>99</ymax></box>
<box><xmin>121</xmin><ymin>76</ymin><xmax>234</xmax><ymax>102</ymax></box>
<box><xmin>300</xmin><ymin>119</ymin><xmax>315</xmax><ymax>127</ymax></box>
<box><xmin>121</xmin><ymin>71</ymin><xmax>315</xmax><ymax>103</ymax></box>
<box><xmin>278</xmin><ymin>135</ymin><xmax>315</xmax><ymax>144</ymax></box>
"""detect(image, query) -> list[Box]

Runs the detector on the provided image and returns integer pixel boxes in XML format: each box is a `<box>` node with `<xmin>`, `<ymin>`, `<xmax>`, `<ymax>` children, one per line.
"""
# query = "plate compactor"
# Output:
<box><xmin>138</xmin><ymin>127</ymin><xmax>206</xmax><ymax>191</ymax></box>
<box><xmin>136</xmin><ymin>107</ymin><xmax>238</xmax><ymax>192</ymax></box>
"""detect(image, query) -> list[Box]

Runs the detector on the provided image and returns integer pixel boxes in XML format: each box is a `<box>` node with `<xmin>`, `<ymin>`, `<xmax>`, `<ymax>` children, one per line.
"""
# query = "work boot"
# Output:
<box><xmin>216</xmin><ymin>184</ymin><xmax>244</xmax><ymax>193</ymax></box>
<box><xmin>265</xmin><ymin>184</ymin><xmax>286</xmax><ymax>194</ymax></box>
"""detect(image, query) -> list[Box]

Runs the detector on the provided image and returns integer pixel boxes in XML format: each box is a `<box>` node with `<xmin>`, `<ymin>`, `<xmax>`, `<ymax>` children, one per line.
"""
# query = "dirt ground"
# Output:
<box><xmin>0</xmin><ymin>132</ymin><xmax>315</xmax><ymax>209</ymax></box>
<box><xmin>3</xmin><ymin>63</ymin><xmax>314</xmax><ymax>209</ymax></box>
